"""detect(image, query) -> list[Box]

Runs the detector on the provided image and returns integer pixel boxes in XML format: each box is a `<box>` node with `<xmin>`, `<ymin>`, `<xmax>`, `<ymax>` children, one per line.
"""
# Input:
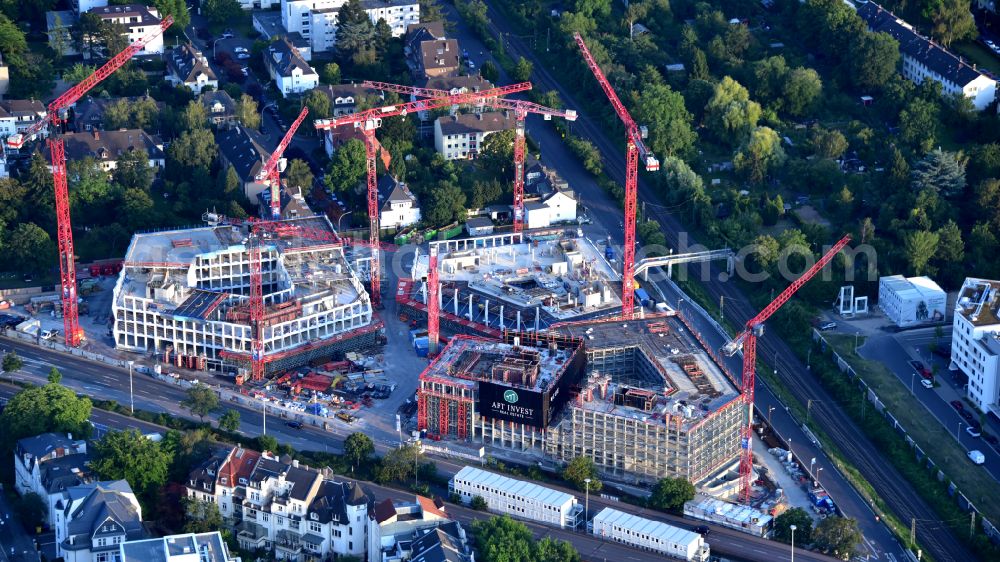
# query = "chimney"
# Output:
<box><xmin>292</xmin><ymin>459</ymin><xmax>299</xmax><ymax>468</ymax></box>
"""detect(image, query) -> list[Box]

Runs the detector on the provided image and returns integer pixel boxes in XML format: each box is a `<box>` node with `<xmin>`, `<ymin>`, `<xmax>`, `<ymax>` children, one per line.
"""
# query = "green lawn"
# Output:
<box><xmin>827</xmin><ymin>334</ymin><xmax>1000</xmax><ymax>524</ymax></box>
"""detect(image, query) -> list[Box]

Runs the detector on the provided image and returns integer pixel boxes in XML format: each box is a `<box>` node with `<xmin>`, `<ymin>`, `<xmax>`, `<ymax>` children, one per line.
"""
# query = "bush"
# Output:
<box><xmin>471</xmin><ymin>495</ymin><xmax>488</xmax><ymax>510</ymax></box>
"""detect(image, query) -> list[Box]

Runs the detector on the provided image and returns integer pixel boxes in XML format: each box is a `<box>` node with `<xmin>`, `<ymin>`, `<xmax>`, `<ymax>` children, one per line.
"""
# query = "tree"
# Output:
<box><xmin>472</xmin><ymin>516</ymin><xmax>535</xmax><ymax>562</ymax></box>
<box><xmin>899</xmin><ymin>98</ymin><xmax>940</xmax><ymax>153</ymax></box>
<box><xmin>90</xmin><ymin>429</ymin><xmax>172</xmax><ymax>501</ymax></box>
<box><xmin>336</xmin><ymin>0</ymin><xmax>376</xmax><ymax>60</ymax></box>
<box><xmin>470</xmin><ymin>495</ymin><xmax>488</xmax><ymax>510</ymax></box>
<box><xmin>424</xmin><ymin>180</ymin><xmax>466</xmax><ymax>225</ymax></box>
<box><xmin>633</xmin><ymin>82</ymin><xmax>695</xmax><ymax>158</ymax></box>
<box><xmin>114</xmin><ymin>149</ymin><xmax>153</xmax><ymax>192</ymax></box>
<box><xmin>511</xmin><ymin>57</ymin><xmax>533</xmax><ymax>82</ymax></box>
<box><xmin>257</xmin><ymin>434</ymin><xmax>279</xmax><ymax>453</ymax></box>
<box><xmin>321</xmin><ymin>62</ymin><xmax>342</xmax><ymax>85</ymax></box>
<box><xmin>182</xmin><ymin>383</ymin><xmax>220</xmax><ymax>422</ymax></box>
<box><xmin>51</xmin><ymin>12</ymin><xmax>70</xmax><ymax>58</ymax></box>
<box><xmin>811</xmin><ymin>128</ymin><xmax>848</xmax><ymax>160</ymax></box>
<box><xmin>326</xmin><ymin>139</ymin><xmax>367</xmax><ymax>193</ymax></box>
<box><xmin>562</xmin><ymin>456</ymin><xmax>602</xmax><ymax>492</ymax></box>
<box><xmin>285</xmin><ymin>159</ymin><xmax>314</xmax><ymax>191</ymax></box>
<box><xmin>773</xmin><ymin>507</ymin><xmax>813</xmax><ymax>544</ymax></box>
<box><xmin>933</xmin><ymin>220</ymin><xmax>965</xmax><ymax>284</ymax></box>
<box><xmin>168</xmin><ymin>129</ymin><xmax>218</xmax><ymax>172</ymax></box>
<box><xmin>181</xmin><ymin>100</ymin><xmax>209</xmax><ymax>132</ymax></box>
<box><xmin>751</xmin><ymin>55</ymin><xmax>789</xmax><ymax>102</ymax></box>
<box><xmin>2</xmin><ymin>351</ymin><xmax>22</xmax><ymax>374</ymax></box>
<box><xmin>734</xmin><ymin>126</ymin><xmax>786</xmax><ymax>184</ymax></box>
<box><xmin>927</xmin><ymin>0</ymin><xmax>976</xmax><ymax>46</ymax></box>
<box><xmin>218</xmin><ymin>165</ymin><xmax>241</xmax><ymax>197</ymax></box>
<box><xmin>649</xmin><ymin>477</ymin><xmax>695</xmax><ymax>513</ymax></box>
<box><xmin>121</xmin><ymin>188</ymin><xmax>157</xmax><ymax>232</ymax></box>
<box><xmin>704</xmin><ymin>77</ymin><xmax>761</xmax><ymax>145</ymax></box>
<box><xmin>812</xmin><ymin>516</ymin><xmax>863</xmax><ymax>559</ymax></box>
<box><xmin>7</xmin><ymin>223</ymin><xmax>54</xmax><ymax>272</ymax></box>
<box><xmin>183</xmin><ymin>498</ymin><xmax>223</xmax><ymax>533</ymax></box>
<box><xmin>480</xmin><ymin>60</ymin><xmax>499</xmax><ymax>83</ymax></box>
<box><xmin>0</xmin><ymin>381</ymin><xmax>92</xmax><ymax>445</ymax></box>
<box><xmin>911</xmin><ymin>149</ymin><xmax>966</xmax><ymax>197</ymax></box>
<box><xmin>14</xmin><ymin>492</ymin><xmax>47</xmax><ymax>530</ymax></box>
<box><xmin>218</xmin><ymin>409</ymin><xmax>241</xmax><ymax>432</ymax></box>
<box><xmin>47</xmin><ymin>367</ymin><xmax>62</xmax><ymax>385</ymax></box>
<box><xmin>905</xmin><ymin>230</ymin><xmax>940</xmax><ymax>275</ymax></box>
<box><xmin>376</xmin><ymin>443</ymin><xmax>419</xmax><ymax>483</ymax></box>
<box><xmin>63</xmin><ymin>63</ymin><xmax>96</xmax><ymax>86</ymax></box>
<box><xmin>783</xmin><ymin>68</ymin><xmax>822</xmax><ymax>116</ymax></box>
<box><xmin>202</xmin><ymin>0</ymin><xmax>241</xmax><ymax>24</ymax></box>
<box><xmin>235</xmin><ymin>94</ymin><xmax>261</xmax><ymax>130</ymax></box>
<box><xmin>0</xmin><ymin>14</ymin><xmax>26</xmax><ymax>56</ymax></box>
<box><xmin>304</xmin><ymin>89</ymin><xmax>332</xmax><ymax>120</ymax></box>
<box><xmin>479</xmin><ymin>129</ymin><xmax>515</xmax><ymax>177</ymax></box>
<box><xmin>534</xmin><ymin>537</ymin><xmax>581</xmax><ymax>562</ymax></box>
<box><xmin>848</xmin><ymin>31</ymin><xmax>899</xmax><ymax>91</ymax></box>
<box><xmin>152</xmin><ymin>0</ymin><xmax>190</xmax><ymax>29</ymax></box>
<box><xmin>344</xmin><ymin>432</ymin><xmax>374</xmax><ymax>471</ymax></box>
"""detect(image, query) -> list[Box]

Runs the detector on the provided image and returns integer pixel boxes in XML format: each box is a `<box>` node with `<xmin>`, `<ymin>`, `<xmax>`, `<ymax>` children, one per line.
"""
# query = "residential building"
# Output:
<box><xmin>413</xmin><ymin>39</ymin><xmax>460</xmax><ymax>79</ymax></box>
<box><xmin>311</xmin><ymin>83</ymin><xmax>374</xmax><ymax>117</ymax></box>
<box><xmin>56</xmin><ymin>480</ymin><xmax>145</xmax><ymax>562</ymax></box>
<box><xmin>187</xmin><ymin>446</ymin><xmax>261</xmax><ymax>524</ymax></box>
<box><xmin>238</xmin><ymin>0</ymin><xmax>277</xmax><ymax>9</ymax></box>
<box><xmin>166</xmin><ymin>43</ymin><xmax>218</xmax><ymax>94</ymax></box>
<box><xmin>433</xmin><ymin>111</ymin><xmax>513</xmax><ymax>160</ymax></box>
<box><xmin>878</xmin><ymin>275</ymin><xmax>947</xmax><ymax>327</ymax></box>
<box><xmin>0</xmin><ymin>104</ymin><xmax>18</xmax><ymax>138</ymax></box>
<box><xmin>323</xmin><ymin>126</ymin><xmax>367</xmax><ymax>157</ymax></box>
<box><xmin>74</xmin><ymin>0</ymin><xmax>108</xmax><ymax>15</ymax></box>
<box><xmin>71</xmin><ymin>95</ymin><xmax>164</xmax><ymax>132</ymax></box>
<box><xmin>408</xmin><ymin>525</ymin><xmax>474</xmax><ymax>562</ymax></box>
<box><xmin>950</xmin><ymin>278</ymin><xmax>1000</xmax><ymax>416</ymax></box>
<box><xmin>120</xmin><ymin>532</ymin><xmax>239</xmax><ymax>562</ymax></box>
<box><xmin>449</xmin><ymin>466</ymin><xmax>583</xmax><ymax>528</ymax></box>
<box><xmin>522</xmin><ymin>163</ymin><xmax>578</xmax><ymax>229</ymax></box>
<box><xmin>46</xmin><ymin>10</ymin><xmax>80</xmax><ymax>57</ymax></box>
<box><xmin>89</xmin><ymin>4</ymin><xmax>164</xmax><ymax>55</ymax></box>
<box><xmin>0</xmin><ymin>99</ymin><xmax>48</xmax><ymax>138</ymax></box>
<box><xmin>200</xmin><ymin>91</ymin><xmax>238</xmax><ymax>127</ymax></box>
<box><xmin>265</xmin><ymin>38</ymin><xmax>319</xmax><ymax>97</ymax></box>
<box><xmin>281</xmin><ymin>0</ymin><xmax>419</xmax><ymax>54</ymax></box>
<box><xmin>367</xmin><ymin>496</ymin><xmax>463</xmax><ymax>562</ymax></box>
<box><xmin>412</xmin><ymin>75</ymin><xmax>493</xmax><ymax>126</ymax></box>
<box><xmin>404</xmin><ymin>21</ymin><xmax>445</xmax><ymax>59</ymax></box>
<box><xmin>215</xmin><ymin>125</ymin><xmax>274</xmax><ymax>201</ymax></box>
<box><xmin>14</xmin><ymin>433</ymin><xmax>91</xmax><ymax>525</ymax></box>
<box><xmin>465</xmin><ymin>217</ymin><xmax>494</xmax><ymax>236</ymax></box>
<box><xmin>55</xmin><ymin>129</ymin><xmax>165</xmax><ymax>173</ymax></box>
<box><xmin>188</xmin><ymin>449</ymin><xmax>368</xmax><ymax>560</ymax></box>
<box><xmin>378</xmin><ymin>175</ymin><xmax>421</xmax><ymax>230</ymax></box>
<box><xmin>858</xmin><ymin>2</ymin><xmax>997</xmax><ymax>110</ymax></box>
<box><xmin>592</xmin><ymin>507</ymin><xmax>710</xmax><ymax>561</ymax></box>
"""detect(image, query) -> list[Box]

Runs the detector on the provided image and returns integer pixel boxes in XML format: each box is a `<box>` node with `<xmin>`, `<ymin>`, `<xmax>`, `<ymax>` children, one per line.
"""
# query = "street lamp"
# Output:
<box><xmin>957</xmin><ymin>421</ymin><xmax>964</xmax><ymax>440</ymax></box>
<box><xmin>911</xmin><ymin>372</ymin><xmax>915</xmax><ymax>396</ymax></box>
<box><xmin>807</xmin><ymin>399</ymin><xmax>821</xmax><ymax>422</ymax></box>
<box><xmin>816</xmin><ymin>467</ymin><xmax>823</xmax><ymax>486</ymax></box>
<box><xmin>767</xmin><ymin>406</ymin><xmax>775</xmax><ymax>426</ymax></box>
<box><xmin>212</xmin><ymin>37</ymin><xmax>224</xmax><ymax>59</ymax></box>
<box><xmin>809</xmin><ymin>457</ymin><xmax>816</xmax><ymax>475</ymax></box>
<box><xmin>584</xmin><ymin>478</ymin><xmax>591</xmax><ymax>525</ymax></box>
<box><xmin>790</xmin><ymin>524</ymin><xmax>797</xmax><ymax>562</ymax></box>
<box><xmin>337</xmin><ymin>210</ymin><xmax>353</xmax><ymax>232</ymax></box>
<box><xmin>127</xmin><ymin>360</ymin><xmax>134</xmax><ymax>414</ymax></box>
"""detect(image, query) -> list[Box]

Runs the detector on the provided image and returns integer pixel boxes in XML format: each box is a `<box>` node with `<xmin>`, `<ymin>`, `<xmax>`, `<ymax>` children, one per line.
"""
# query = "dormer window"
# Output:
<box><xmin>220</xmin><ymin>477</ymin><xmax>227</xmax><ymax>485</ymax></box>
<box><xmin>310</xmin><ymin>512</ymin><xmax>318</xmax><ymax>521</ymax></box>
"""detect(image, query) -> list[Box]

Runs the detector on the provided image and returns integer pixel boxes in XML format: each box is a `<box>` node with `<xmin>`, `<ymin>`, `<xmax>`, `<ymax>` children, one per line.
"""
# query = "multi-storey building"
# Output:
<box><xmin>14</xmin><ymin>433</ymin><xmax>92</xmax><ymax>526</ymax></box>
<box><xmin>858</xmin><ymin>2</ymin><xmax>997</xmax><ymax>110</ymax></box>
<box><xmin>111</xmin><ymin>216</ymin><xmax>377</xmax><ymax>376</ymax></box>
<box><xmin>0</xmin><ymin>99</ymin><xmax>48</xmax><ymax>139</ymax></box>
<box><xmin>433</xmin><ymin>112</ymin><xmax>513</xmax><ymax>160</ymax></box>
<box><xmin>56</xmin><ymin>480</ymin><xmax>145</xmax><ymax>562</ymax></box>
<box><xmin>89</xmin><ymin>4</ymin><xmax>164</xmax><ymax>55</ymax></box>
<box><xmin>592</xmin><ymin>507</ymin><xmax>710</xmax><ymax>561</ymax></box>
<box><xmin>187</xmin><ymin>449</ymin><xmax>368</xmax><ymax>561</ymax></box>
<box><xmin>366</xmin><ymin>495</ymin><xmax>466</xmax><ymax>562</ymax></box>
<box><xmin>265</xmin><ymin>38</ymin><xmax>319</xmax><ymax>97</ymax></box>
<box><xmin>950</xmin><ymin>278</ymin><xmax>1000</xmax><ymax>415</ymax></box>
<box><xmin>120</xmin><ymin>532</ymin><xmax>239</xmax><ymax>562</ymax></box>
<box><xmin>55</xmin><ymin>129</ymin><xmax>166</xmax><ymax>173</ymax></box>
<box><xmin>166</xmin><ymin>43</ymin><xmax>218</xmax><ymax>94</ymax></box>
<box><xmin>281</xmin><ymin>0</ymin><xmax>419</xmax><ymax>54</ymax></box>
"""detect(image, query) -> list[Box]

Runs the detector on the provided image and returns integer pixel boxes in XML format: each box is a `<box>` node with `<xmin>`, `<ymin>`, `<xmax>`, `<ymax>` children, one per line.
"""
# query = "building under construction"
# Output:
<box><xmin>402</xmin><ymin>231</ymin><xmax>622</xmax><ymax>337</ymax></box>
<box><xmin>111</xmin><ymin>215</ymin><xmax>379</xmax><ymax>375</ymax></box>
<box><xmin>417</xmin><ymin>314</ymin><xmax>741</xmax><ymax>484</ymax></box>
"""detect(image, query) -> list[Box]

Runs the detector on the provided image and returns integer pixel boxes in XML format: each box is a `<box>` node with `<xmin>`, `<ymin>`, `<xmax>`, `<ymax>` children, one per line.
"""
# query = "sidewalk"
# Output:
<box><xmin>752</xmin><ymin>435</ymin><xmax>818</xmax><ymax>521</ymax></box>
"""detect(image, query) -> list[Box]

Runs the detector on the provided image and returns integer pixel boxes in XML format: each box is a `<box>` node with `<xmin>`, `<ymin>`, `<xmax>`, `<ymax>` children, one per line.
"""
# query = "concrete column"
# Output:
<box><xmin>484</xmin><ymin>300</ymin><xmax>489</xmax><ymax>326</ymax></box>
<box><xmin>468</xmin><ymin>295</ymin><xmax>473</xmax><ymax>320</ymax></box>
<box><xmin>454</xmin><ymin>288</ymin><xmax>459</xmax><ymax>316</ymax></box>
<box><xmin>517</xmin><ymin>310</ymin><xmax>522</xmax><ymax>332</ymax></box>
<box><xmin>667</xmin><ymin>262</ymin><xmax>672</xmax><ymax>279</ymax></box>
<box><xmin>535</xmin><ymin>307</ymin><xmax>540</xmax><ymax>332</ymax></box>
<box><xmin>499</xmin><ymin>305</ymin><xmax>505</xmax><ymax>329</ymax></box>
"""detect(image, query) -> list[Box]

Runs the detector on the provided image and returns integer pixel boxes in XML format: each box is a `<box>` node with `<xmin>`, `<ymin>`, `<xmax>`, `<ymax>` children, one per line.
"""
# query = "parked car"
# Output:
<box><xmin>234</xmin><ymin>46</ymin><xmax>249</xmax><ymax>54</ymax></box>
<box><xmin>237</xmin><ymin>52</ymin><xmax>251</xmax><ymax>60</ymax></box>
<box><xmin>920</xmin><ymin>379</ymin><xmax>934</xmax><ymax>389</ymax></box>
<box><xmin>967</xmin><ymin>425</ymin><xmax>982</xmax><ymax>438</ymax></box>
<box><xmin>968</xmin><ymin>450</ymin><xmax>985</xmax><ymax>465</ymax></box>
<box><xmin>285</xmin><ymin>421</ymin><xmax>304</xmax><ymax>429</ymax></box>
<box><xmin>694</xmin><ymin>525</ymin><xmax>710</xmax><ymax>536</ymax></box>
<box><xmin>962</xmin><ymin>410</ymin><xmax>975</xmax><ymax>422</ymax></box>
<box><xmin>819</xmin><ymin>321</ymin><xmax>836</xmax><ymax>331</ymax></box>
<box><xmin>909</xmin><ymin>360</ymin><xmax>932</xmax><ymax>379</ymax></box>
<box><xmin>951</xmin><ymin>400</ymin><xmax>965</xmax><ymax>411</ymax></box>
<box><xmin>222</xmin><ymin>29</ymin><xmax>234</xmax><ymax>39</ymax></box>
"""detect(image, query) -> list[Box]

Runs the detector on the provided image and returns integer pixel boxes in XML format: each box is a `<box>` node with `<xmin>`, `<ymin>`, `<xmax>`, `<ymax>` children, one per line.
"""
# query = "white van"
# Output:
<box><xmin>968</xmin><ymin>450</ymin><xmax>986</xmax><ymax>465</ymax></box>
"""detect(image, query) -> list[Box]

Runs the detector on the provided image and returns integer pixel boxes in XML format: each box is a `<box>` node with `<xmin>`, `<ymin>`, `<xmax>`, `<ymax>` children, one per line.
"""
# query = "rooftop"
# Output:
<box><xmin>956</xmin><ymin>278</ymin><xmax>1000</xmax><ymax>327</ymax></box>
<box><xmin>437</xmin><ymin>111</ymin><xmax>514</xmax><ymax>135</ymax></box>
<box><xmin>267</xmin><ymin>38</ymin><xmax>316</xmax><ymax>78</ymax></box>
<box><xmin>593</xmin><ymin>507</ymin><xmax>701</xmax><ymax>548</ymax></box>
<box><xmin>55</xmin><ymin>129</ymin><xmax>164</xmax><ymax>163</ymax></box>
<box><xmin>216</xmin><ymin>125</ymin><xmax>271</xmax><ymax>182</ymax></box>
<box><xmin>89</xmin><ymin>4</ymin><xmax>161</xmax><ymax>27</ymax></box>
<box><xmin>168</xmin><ymin>42</ymin><xmax>216</xmax><ymax>84</ymax></box>
<box><xmin>453</xmin><ymin>466</ymin><xmax>575</xmax><ymax>508</ymax></box>
<box><xmin>120</xmin><ymin>532</ymin><xmax>235</xmax><ymax>562</ymax></box>
<box><xmin>419</xmin><ymin>39</ymin><xmax>460</xmax><ymax>74</ymax></box>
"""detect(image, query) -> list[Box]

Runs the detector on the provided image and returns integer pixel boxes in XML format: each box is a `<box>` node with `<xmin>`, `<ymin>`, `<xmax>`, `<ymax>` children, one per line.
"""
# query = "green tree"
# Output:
<box><xmin>14</xmin><ymin>492</ymin><xmax>46</xmax><ymax>530</ymax></box>
<box><xmin>182</xmin><ymin>383</ymin><xmax>220</xmax><ymax>422</ymax></box>
<box><xmin>561</xmin><ymin>456</ymin><xmax>602</xmax><ymax>492</ymax></box>
<box><xmin>0</xmin><ymin>14</ymin><xmax>26</xmax><ymax>56</ymax></box>
<box><xmin>511</xmin><ymin>57</ymin><xmax>533</xmax><ymax>82</ymax></box>
<box><xmin>911</xmin><ymin>148</ymin><xmax>966</xmax><ymax>197</ymax></box>
<box><xmin>7</xmin><ymin>223</ymin><xmax>54</xmax><ymax>272</ymax></box>
<box><xmin>424</xmin><ymin>180</ymin><xmax>466</xmax><ymax>225</ymax></box>
<box><xmin>344</xmin><ymin>432</ymin><xmax>374</xmax><ymax>472</ymax></box>
<box><xmin>534</xmin><ymin>537</ymin><xmax>581</xmax><ymax>562</ymax></box>
<box><xmin>47</xmin><ymin>367</ymin><xmax>62</xmax><ymax>384</ymax></box>
<box><xmin>633</xmin><ymin>82</ymin><xmax>695</xmax><ymax>158</ymax></box>
<box><xmin>152</xmin><ymin>0</ymin><xmax>190</xmax><ymax>29</ymax></box>
<box><xmin>783</xmin><ymin>68</ymin><xmax>822</xmax><ymax>116</ymax></box>
<box><xmin>114</xmin><ymin>148</ymin><xmax>153</xmax><ymax>192</ymax></box>
<box><xmin>470</xmin><ymin>495</ymin><xmax>488</xmax><ymax>510</ymax></box>
<box><xmin>285</xmin><ymin>159</ymin><xmax>314</xmax><ymax>191</ymax></box>
<box><xmin>219</xmin><ymin>165</ymin><xmax>241</xmax><ymax>197</ymax></box>
<box><xmin>933</xmin><ymin>220</ymin><xmax>965</xmax><ymax>284</ymax></box>
<box><xmin>51</xmin><ymin>12</ymin><xmax>70</xmax><ymax>58</ymax></box>
<box><xmin>812</xmin><ymin>516</ymin><xmax>863</xmax><ymax>559</ymax></box>
<box><xmin>0</xmin><ymin>381</ymin><xmax>92</xmax><ymax>445</ymax></box>
<box><xmin>168</xmin><ymin>129</ymin><xmax>218</xmax><ymax>171</ymax></box>
<box><xmin>218</xmin><ymin>409</ymin><xmax>241</xmax><ymax>432</ymax></box>
<box><xmin>480</xmin><ymin>60</ymin><xmax>499</xmax><ymax>83</ymax></box>
<box><xmin>811</xmin><ymin>128</ymin><xmax>848</xmax><ymax>160</ymax></box>
<box><xmin>202</xmin><ymin>0</ymin><xmax>241</xmax><ymax>24</ymax></box>
<box><xmin>90</xmin><ymin>429</ymin><xmax>172</xmax><ymax>502</ymax></box>
<box><xmin>904</xmin><ymin>230</ymin><xmax>940</xmax><ymax>275</ymax></box>
<box><xmin>376</xmin><ymin>443</ymin><xmax>419</xmax><ymax>483</ymax></box>
<box><xmin>336</xmin><ymin>0</ymin><xmax>376</xmax><ymax>60</ymax></box>
<box><xmin>734</xmin><ymin>126</ymin><xmax>786</xmax><ymax>184</ymax></box>
<box><xmin>773</xmin><ymin>507</ymin><xmax>813</xmax><ymax>544</ymax></box>
<box><xmin>2</xmin><ymin>351</ymin><xmax>22</xmax><ymax>374</ymax></box>
<box><xmin>899</xmin><ymin>98</ymin><xmax>940</xmax><ymax>153</ymax></box>
<box><xmin>183</xmin><ymin>498</ymin><xmax>223</xmax><ymax>533</ymax></box>
<box><xmin>479</xmin><ymin>129</ymin><xmax>515</xmax><ymax>178</ymax></box>
<box><xmin>257</xmin><ymin>434</ymin><xmax>279</xmax><ymax>452</ymax></box>
<box><xmin>304</xmin><ymin>89</ymin><xmax>332</xmax><ymax>120</ymax></box>
<box><xmin>321</xmin><ymin>62</ymin><xmax>342</xmax><ymax>85</ymax></box>
<box><xmin>751</xmin><ymin>55</ymin><xmax>789</xmax><ymax>102</ymax></box>
<box><xmin>326</xmin><ymin>139</ymin><xmax>367</xmax><ymax>193</ymax></box>
<box><xmin>848</xmin><ymin>31</ymin><xmax>899</xmax><ymax>91</ymax></box>
<box><xmin>649</xmin><ymin>477</ymin><xmax>695</xmax><ymax>513</ymax></box>
<box><xmin>121</xmin><ymin>188</ymin><xmax>157</xmax><ymax>232</ymax></box>
<box><xmin>235</xmin><ymin>94</ymin><xmax>261</xmax><ymax>130</ymax></box>
<box><xmin>181</xmin><ymin>100</ymin><xmax>209</xmax><ymax>132</ymax></box>
<box><xmin>472</xmin><ymin>515</ymin><xmax>535</xmax><ymax>562</ymax></box>
<box><xmin>927</xmin><ymin>0</ymin><xmax>977</xmax><ymax>46</ymax></box>
<box><xmin>63</xmin><ymin>63</ymin><xmax>96</xmax><ymax>86</ymax></box>
<box><xmin>705</xmin><ymin>77</ymin><xmax>761</xmax><ymax>145</ymax></box>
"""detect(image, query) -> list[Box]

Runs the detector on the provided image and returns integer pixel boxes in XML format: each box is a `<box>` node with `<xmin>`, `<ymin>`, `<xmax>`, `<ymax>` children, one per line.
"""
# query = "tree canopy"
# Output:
<box><xmin>90</xmin><ymin>429</ymin><xmax>173</xmax><ymax>504</ymax></box>
<box><xmin>649</xmin><ymin>477</ymin><xmax>695</xmax><ymax>513</ymax></box>
<box><xmin>0</xmin><ymin>379</ymin><xmax>92</xmax><ymax>445</ymax></box>
<box><xmin>182</xmin><ymin>383</ymin><xmax>220</xmax><ymax>422</ymax></box>
<box><xmin>561</xmin><ymin>456</ymin><xmax>602</xmax><ymax>492</ymax></box>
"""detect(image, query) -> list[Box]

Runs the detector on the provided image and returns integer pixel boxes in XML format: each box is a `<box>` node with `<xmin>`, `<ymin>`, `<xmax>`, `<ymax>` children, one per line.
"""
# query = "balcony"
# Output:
<box><xmin>236</xmin><ymin>520</ymin><xmax>268</xmax><ymax>552</ymax></box>
<box><xmin>274</xmin><ymin>529</ymin><xmax>303</xmax><ymax>561</ymax></box>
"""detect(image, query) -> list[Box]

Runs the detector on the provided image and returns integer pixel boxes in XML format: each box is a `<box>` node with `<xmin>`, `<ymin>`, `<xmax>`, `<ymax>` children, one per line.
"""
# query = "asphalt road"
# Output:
<box><xmin>470</xmin><ymin>1</ymin><xmax>974</xmax><ymax>560</ymax></box>
<box><xmin>0</xmin><ymin>494</ymin><xmax>39</xmax><ymax>562</ymax></box>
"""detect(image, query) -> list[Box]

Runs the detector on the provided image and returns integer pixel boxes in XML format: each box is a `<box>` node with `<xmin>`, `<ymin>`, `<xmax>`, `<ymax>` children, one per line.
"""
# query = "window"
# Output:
<box><xmin>309</xmin><ymin>521</ymin><xmax>321</xmax><ymax>533</ymax></box>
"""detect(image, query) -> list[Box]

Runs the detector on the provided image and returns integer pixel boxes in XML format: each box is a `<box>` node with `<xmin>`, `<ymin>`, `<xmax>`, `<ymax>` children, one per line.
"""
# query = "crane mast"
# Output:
<box><xmin>259</xmin><ymin>106</ymin><xmax>309</xmax><ymax>220</ymax></box>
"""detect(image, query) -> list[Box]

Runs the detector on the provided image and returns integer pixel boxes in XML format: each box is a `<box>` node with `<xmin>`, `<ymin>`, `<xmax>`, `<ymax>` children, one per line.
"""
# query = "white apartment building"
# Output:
<box><xmin>89</xmin><ymin>4</ymin><xmax>164</xmax><ymax>55</ymax></box>
<box><xmin>14</xmin><ymin>433</ymin><xmax>91</xmax><ymax>526</ymax></box>
<box><xmin>367</xmin><ymin>496</ymin><xmax>462</xmax><ymax>562</ymax></box>
<box><xmin>120</xmin><ymin>532</ymin><xmax>239</xmax><ymax>562</ymax></box>
<box><xmin>0</xmin><ymin>100</ymin><xmax>48</xmax><ymax>138</ymax></box>
<box><xmin>281</xmin><ymin>0</ymin><xmax>419</xmax><ymax>53</ymax></box>
<box><xmin>878</xmin><ymin>275</ymin><xmax>947</xmax><ymax>327</ymax></box>
<box><xmin>74</xmin><ymin>0</ymin><xmax>107</xmax><ymax>15</ymax></box>
<box><xmin>167</xmin><ymin>43</ymin><xmax>218</xmax><ymax>94</ymax></box>
<box><xmin>449</xmin><ymin>466</ymin><xmax>582</xmax><ymax>528</ymax></box>
<box><xmin>525</xmin><ymin>190</ymin><xmax>577</xmax><ymax>229</ymax></box>
<box><xmin>265</xmin><ymin>38</ymin><xmax>319</xmax><ymax>97</ymax></box>
<box><xmin>112</xmin><ymin>216</ymin><xmax>375</xmax><ymax>375</ymax></box>
<box><xmin>592</xmin><ymin>507</ymin><xmax>710</xmax><ymax>562</ymax></box>
<box><xmin>951</xmin><ymin>278</ymin><xmax>1000</xmax><ymax>415</ymax></box>
<box><xmin>56</xmin><ymin>480</ymin><xmax>145</xmax><ymax>562</ymax></box>
<box><xmin>378</xmin><ymin>176</ymin><xmax>421</xmax><ymax>230</ymax></box>
<box><xmin>238</xmin><ymin>0</ymin><xmax>278</xmax><ymax>9</ymax></box>
<box><xmin>859</xmin><ymin>2</ymin><xmax>997</xmax><ymax>110</ymax></box>
<box><xmin>434</xmin><ymin>112</ymin><xmax>514</xmax><ymax>160</ymax></box>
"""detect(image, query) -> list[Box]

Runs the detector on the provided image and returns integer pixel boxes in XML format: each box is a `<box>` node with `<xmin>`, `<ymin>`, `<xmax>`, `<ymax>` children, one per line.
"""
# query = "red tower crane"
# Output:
<box><xmin>573</xmin><ymin>32</ymin><xmax>658</xmax><ymax>319</ymax></box>
<box><xmin>313</xmin><ymin>82</ymin><xmax>532</xmax><ymax>308</ymax></box>
<box><xmin>258</xmin><ymin>106</ymin><xmax>309</xmax><ymax>220</ymax></box>
<box><xmin>722</xmin><ymin>234</ymin><xmax>852</xmax><ymax>504</ymax></box>
<box><xmin>427</xmin><ymin>244</ymin><xmax>440</xmax><ymax>355</ymax></box>
<box><xmin>363</xmin><ymin>81</ymin><xmax>578</xmax><ymax>233</ymax></box>
<box><xmin>7</xmin><ymin>16</ymin><xmax>173</xmax><ymax>347</ymax></box>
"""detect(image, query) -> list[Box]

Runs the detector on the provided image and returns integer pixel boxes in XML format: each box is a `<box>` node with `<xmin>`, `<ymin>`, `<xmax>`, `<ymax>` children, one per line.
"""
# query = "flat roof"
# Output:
<box><xmin>957</xmin><ymin>277</ymin><xmax>1000</xmax><ymax>327</ymax></box>
<box><xmin>686</xmin><ymin>495</ymin><xmax>772</xmax><ymax>527</ymax></box>
<box><xmin>593</xmin><ymin>507</ymin><xmax>700</xmax><ymax>547</ymax></box>
<box><xmin>881</xmin><ymin>275</ymin><xmax>945</xmax><ymax>299</ymax></box>
<box><xmin>453</xmin><ymin>466</ymin><xmax>575</xmax><ymax>509</ymax></box>
<box><xmin>421</xmin><ymin>335</ymin><xmax>578</xmax><ymax>393</ymax></box>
